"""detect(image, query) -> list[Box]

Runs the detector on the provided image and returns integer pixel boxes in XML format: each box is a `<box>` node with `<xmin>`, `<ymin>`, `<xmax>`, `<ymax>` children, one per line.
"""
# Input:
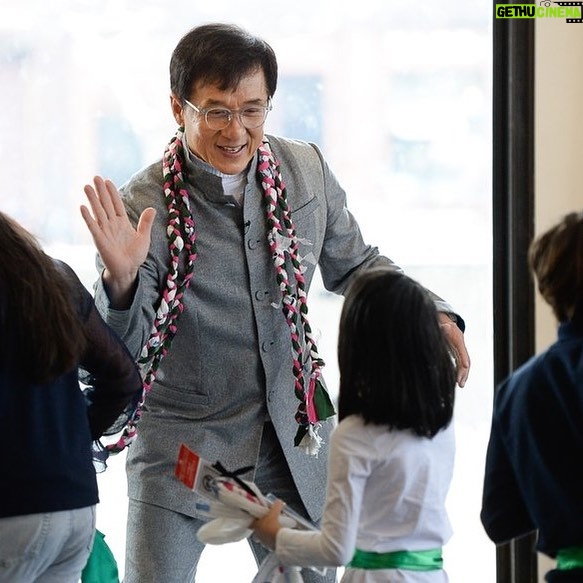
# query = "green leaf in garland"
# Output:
<box><xmin>294</xmin><ymin>424</ymin><xmax>308</xmax><ymax>447</ymax></box>
<box><xmin>314</xmin><ymin>381</ymin><xmax>336</xmax><ymax>421</ymax></box>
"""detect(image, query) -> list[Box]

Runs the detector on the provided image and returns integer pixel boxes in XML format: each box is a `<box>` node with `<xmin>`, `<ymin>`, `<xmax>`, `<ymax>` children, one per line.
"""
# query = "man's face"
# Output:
<box><xmin>171</xmin><ymin>68</ymin><xmax>270</xmax><ymax>175</ymax></box>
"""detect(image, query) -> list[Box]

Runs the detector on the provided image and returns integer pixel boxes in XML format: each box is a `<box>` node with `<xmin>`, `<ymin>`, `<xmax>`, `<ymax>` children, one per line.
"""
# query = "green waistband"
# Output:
<box><xmin>348</xmin><ymin>548</ymin><xmax>443</xmax><ymax>571</ymax></box>
<box><xmin>556</xmin><ymin>547</ymin><xmax>583</xmax><ymax>570</ymax></box>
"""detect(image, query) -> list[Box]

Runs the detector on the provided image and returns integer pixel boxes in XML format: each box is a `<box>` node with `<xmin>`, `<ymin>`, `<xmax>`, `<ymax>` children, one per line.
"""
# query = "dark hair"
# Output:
<box><xmin>170</xmin><ymin>23</ymin><xmax>278</xmax><ymax>102</ymax></box>
<box><xmin>0</xmin><ymin>212</ymin><xmax>87</xmax><ymax>384</ymax></box>
<box><xmin>338</xmin><ymin>268</ymin><xmax>456</xmax><ymax>437</ymax></box>
<box><xmin>529</xmin><ymin>211</ymin><xmax>583</xmax><ymax>324</ymax></box>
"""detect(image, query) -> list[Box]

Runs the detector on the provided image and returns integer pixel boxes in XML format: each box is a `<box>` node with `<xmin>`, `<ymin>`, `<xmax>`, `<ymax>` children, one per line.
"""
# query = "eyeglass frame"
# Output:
<box><xmin>183</xmin><ymin>98</ymin><xmax>272</xmax><ymax>130</ymax></box>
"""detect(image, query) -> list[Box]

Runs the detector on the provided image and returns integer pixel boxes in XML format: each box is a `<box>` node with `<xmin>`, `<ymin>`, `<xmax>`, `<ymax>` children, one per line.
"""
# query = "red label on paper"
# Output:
<box><xmin>175</xmin><ymin>443</ymin><xmax>200</xmax><ymax>490</ymax></box>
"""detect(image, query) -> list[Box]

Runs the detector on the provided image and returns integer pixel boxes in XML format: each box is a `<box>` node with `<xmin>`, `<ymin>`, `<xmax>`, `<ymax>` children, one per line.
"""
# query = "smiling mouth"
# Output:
<box><xmin>219</xmin><ymin>145</ymin><xmax>245</xmax><ymax>154</ymax></box>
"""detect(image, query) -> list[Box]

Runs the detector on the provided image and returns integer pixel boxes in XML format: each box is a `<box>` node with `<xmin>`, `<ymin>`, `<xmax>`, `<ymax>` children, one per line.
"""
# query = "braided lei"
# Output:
<box><xmin>107</xmin><ymin>128</ymin><xmax>334</xmax><ymax>458</ymax></box>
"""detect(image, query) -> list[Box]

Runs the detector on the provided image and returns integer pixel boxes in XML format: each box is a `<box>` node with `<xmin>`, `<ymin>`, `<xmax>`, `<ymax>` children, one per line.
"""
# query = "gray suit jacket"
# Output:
<box><xmin>94</xmin><ymin>135</ymin><xmax>453</xmax><ymax>521</ymax></box>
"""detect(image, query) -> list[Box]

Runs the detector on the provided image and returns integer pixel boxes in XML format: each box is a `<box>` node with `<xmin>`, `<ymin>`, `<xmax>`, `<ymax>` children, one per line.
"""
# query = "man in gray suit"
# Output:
<box><xmin>81</xmin><ymin>22</ymin><xmax>470</xmax><ymax>582</ymax></box>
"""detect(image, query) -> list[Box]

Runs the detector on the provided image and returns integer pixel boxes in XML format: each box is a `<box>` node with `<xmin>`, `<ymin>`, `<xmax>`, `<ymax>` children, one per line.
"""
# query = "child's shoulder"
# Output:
<box><xmin>335</xmin><ymin>414</ymin><xmax>386</xmax><ymax>440</ymax></box>
<box><xmin>337</xmin><ymin>414</ymin><xmax>365</xmax><ymax>429</ymax></box>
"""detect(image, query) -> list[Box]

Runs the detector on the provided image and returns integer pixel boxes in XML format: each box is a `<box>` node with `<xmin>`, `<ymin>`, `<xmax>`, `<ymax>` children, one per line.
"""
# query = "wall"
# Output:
<box><xmin>534</xmin><ymin>13</ymin><xmax>583</xmax><ymax>582</ymax></box>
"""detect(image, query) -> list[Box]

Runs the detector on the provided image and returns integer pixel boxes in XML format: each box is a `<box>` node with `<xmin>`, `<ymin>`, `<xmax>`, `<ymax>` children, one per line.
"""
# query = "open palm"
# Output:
<box><xmin>81</xmin><ymin>176</ymin><xmax>156</xmax><ymax>282</ymax></box>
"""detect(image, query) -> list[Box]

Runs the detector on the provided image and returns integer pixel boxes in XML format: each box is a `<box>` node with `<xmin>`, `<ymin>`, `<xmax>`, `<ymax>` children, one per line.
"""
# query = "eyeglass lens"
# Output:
<box><xmin>205</xmin><ymin>107</ymin><xmax>268</xmax><ymax>130</ymax></box>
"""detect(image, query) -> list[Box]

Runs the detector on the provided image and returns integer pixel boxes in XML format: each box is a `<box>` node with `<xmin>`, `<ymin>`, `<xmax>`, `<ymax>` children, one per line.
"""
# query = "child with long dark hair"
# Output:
<box><xmin>253</xmin><ymin>267</ymin><xmax>457</xmax><ymax>582</ymax></box>
<box><xmin>0</xmin><ymin>211</ymin><xmax>142</xmax><ymax>583</ymax></box>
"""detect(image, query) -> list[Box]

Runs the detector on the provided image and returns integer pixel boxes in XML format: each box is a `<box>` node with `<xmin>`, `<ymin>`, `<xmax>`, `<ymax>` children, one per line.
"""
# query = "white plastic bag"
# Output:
<box><xmin>196</xmin><ymin>516</ymin><xmax>253</xmax><ymax>544</ymax></box>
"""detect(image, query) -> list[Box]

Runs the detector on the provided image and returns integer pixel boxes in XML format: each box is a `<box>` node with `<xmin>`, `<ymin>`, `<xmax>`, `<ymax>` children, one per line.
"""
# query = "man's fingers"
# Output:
<box><xmin>90</xmin><ymin>176</ymin><xmax>118</xmax><ymax>221</ymax></box>
<box><xmin>137</xmin><ymin>207</ymin><xmax>157</xmax><ymax>239</ymax></box>
<box><xmin>79</xmin><ymin>204</ymin><xmax>99</xmax><ymax>237</ymax></box>
<box><xmin>104</xmin><ymin>178</ymin><xmax>127</xmax><ymax>217</ymax></box>
<box><xmin>440</xmin><ymin>319</ymin><xmax>471</xmax><ymax>388</ymax></box>
<box><xmin>456</xmin><ymin>360</ymin><xmax>470</xmax><ymax>388</ymax></box>
<box><xmin>83</xmin><ymin>184</ymin><xmax>109</xmax><ymax>226</ymax></box>
<box><xmin>453</xmin><ymin>341</ymin><xmax>471</xmax><ymax>387</ymax></box>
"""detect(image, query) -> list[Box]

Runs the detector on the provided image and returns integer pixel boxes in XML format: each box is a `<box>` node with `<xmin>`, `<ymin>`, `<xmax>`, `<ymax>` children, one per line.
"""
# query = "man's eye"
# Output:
<box><xmin>207</xmin><ymin>109</ymin><xmax>230</xmax><ymax>119</ymax></box>
<box><xmin>243</xmin><ymin>108</ymin><xmax>263</xmax><ymax>116</ymax></box>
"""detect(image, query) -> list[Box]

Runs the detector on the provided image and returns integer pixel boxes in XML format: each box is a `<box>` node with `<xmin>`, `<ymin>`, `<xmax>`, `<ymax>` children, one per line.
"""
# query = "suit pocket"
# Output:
<box><xmin>290</xmin><ymin>196</ymin><xmax>320</xmax><ymax>222</ymax></box>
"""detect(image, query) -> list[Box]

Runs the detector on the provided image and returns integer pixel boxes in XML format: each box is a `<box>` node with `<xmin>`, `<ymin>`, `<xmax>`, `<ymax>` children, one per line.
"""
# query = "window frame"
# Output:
<box><xmin>492</xmin><ymin>5</ymin><xmax>537</xmax><ymax>582</ymax></box>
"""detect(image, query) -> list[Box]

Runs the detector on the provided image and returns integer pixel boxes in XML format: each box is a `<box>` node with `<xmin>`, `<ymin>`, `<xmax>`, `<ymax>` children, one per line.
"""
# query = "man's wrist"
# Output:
<box><xmin>103</xmin><ymin>269</ymin><xmax>138</xmax><ymax>310</ymax></box>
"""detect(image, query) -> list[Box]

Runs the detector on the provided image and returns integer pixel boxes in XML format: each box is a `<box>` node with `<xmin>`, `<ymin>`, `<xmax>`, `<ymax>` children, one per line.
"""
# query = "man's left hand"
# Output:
<box><xmin>439</xmin><ymin>314</ymin><xmax>471</xmax><ymax>387</ymax></box>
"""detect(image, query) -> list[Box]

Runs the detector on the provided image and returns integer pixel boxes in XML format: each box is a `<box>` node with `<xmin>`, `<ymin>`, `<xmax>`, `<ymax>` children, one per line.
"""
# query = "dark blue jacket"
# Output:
<box><xmin>481</xmin><ymin>319</ymin><xmax>583</xmax><ymax>583</ymax></box>
<box><xmin>0</xmin><ymin>261</ymin><xmax>141</xmax><ymax>518</ymax></box>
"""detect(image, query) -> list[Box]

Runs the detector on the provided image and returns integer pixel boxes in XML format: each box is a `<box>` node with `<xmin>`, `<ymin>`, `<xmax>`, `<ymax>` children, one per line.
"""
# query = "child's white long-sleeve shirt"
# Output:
<box><xmin>275</xmin><ymin>414</ymin><xmax>455</xmax><ymax>582</ymax></box>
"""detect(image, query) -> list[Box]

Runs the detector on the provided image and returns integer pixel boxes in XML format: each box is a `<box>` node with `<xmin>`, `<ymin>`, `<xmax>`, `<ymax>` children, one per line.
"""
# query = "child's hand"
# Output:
<box><xmin>252</xmin><ymin>499</ymin><xmax>286</xmax><ymax>550</ymax></box>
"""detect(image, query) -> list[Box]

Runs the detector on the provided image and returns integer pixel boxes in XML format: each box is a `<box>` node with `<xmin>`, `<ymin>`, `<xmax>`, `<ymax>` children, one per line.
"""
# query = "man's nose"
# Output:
<box><xmin>221</xmin><ymin>113</ymin><xmax>247</xmax><ymax>135</ymax></box>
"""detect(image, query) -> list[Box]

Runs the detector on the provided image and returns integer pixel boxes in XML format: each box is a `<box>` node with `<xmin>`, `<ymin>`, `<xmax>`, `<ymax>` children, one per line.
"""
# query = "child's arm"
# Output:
<box><xmin>252</xmin><ymin>499</ymin><xmax>286</xmax><ymax>550</ymax></box>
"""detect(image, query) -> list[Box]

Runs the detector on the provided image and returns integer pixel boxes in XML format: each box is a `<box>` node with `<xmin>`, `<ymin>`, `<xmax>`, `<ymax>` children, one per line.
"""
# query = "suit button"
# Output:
<box><xmin>255</xmin><ymin>290</ymin><xmax>269</xmax><ymax>301</ymax></box>
<box><xmin>261</xmin><ymin>340</ymin><xmax>275</xmax><ymax>352</ymax></box>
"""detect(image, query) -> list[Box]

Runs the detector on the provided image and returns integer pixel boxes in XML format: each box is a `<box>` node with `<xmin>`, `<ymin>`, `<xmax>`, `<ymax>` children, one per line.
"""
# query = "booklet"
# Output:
<box><xmin>175</xmin><ymin>443</ymin><xmax>328</xmax><ymax>577</ymax></box>
<box><xmin>175</xmin><ymin>443</ymin><xmax>321</xmax><ymax>531</ymax></box>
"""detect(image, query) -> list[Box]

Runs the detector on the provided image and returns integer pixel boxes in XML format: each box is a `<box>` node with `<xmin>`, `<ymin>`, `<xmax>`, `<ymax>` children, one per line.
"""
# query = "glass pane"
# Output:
<box><xmin>0</xmin><ymin>1</ymin><xmax>493</xmax><ymax>580</ymax></box>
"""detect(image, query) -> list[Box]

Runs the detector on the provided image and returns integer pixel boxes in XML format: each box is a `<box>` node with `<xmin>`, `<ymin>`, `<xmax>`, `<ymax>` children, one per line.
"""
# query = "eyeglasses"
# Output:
<box><xmin>184</xmin><ymin>99</ymin><xmax>272</xmax><ymax>130</ymax></box>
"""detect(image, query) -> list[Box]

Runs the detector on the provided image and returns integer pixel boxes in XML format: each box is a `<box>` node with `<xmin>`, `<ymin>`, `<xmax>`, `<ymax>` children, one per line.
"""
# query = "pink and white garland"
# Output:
<box><xmin>257</xmin><ymin>141</ymin><xmax>334</xmax><ymax>454</ymax></box>
<box><xmin>107</xmin><ymin>129</ymin><xmax>334</xmax><ymax>457</ymax></box>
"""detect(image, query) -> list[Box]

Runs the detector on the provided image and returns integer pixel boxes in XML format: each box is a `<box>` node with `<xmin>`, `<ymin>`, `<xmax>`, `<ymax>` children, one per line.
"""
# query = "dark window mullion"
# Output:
<box><xmin>492</xmin><ymin>2</ymin><xmax>537</xmax><ymax>581</ymax></box>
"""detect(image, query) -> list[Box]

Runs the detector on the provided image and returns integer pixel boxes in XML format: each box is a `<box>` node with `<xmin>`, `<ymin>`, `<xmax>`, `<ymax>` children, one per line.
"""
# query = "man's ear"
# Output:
<box><xmin>170</xmin><ymin>93</ymin><xmax>184</xmax><ymax>126</ymax></box>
